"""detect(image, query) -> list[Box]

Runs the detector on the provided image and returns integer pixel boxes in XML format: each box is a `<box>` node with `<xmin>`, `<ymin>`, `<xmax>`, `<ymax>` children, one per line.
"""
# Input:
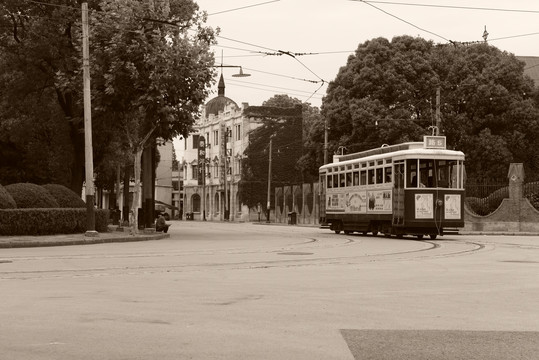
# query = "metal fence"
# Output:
<box><xmin>465</xmin><ymin>180</ymin><xmax>509</xmax><ymax>216</ymax></box>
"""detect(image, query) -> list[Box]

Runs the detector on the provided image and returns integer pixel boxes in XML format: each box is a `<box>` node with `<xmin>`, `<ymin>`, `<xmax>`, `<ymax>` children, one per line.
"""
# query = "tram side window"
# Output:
<box><xmin>384</xmin><ymin>166</ymin><xmax>392</xmax><ymax>183</ymax></box>
<box><xmin>346</xmin><ymin>172</ymin><xmax>352</xmax><ymax>187</ymax></box>
<box><xmin>327</xmin><ymin>175</ymin><xmax>332</xmax><ymax>188</ymax></box>
<box><xmin>435</xmin><ymin>160</ymin><xmax>460</xmax><ymax>188</ymax></box>
<box><xmin>340</xmin><ymin>173</ymin><xmax>346</xmax><ymax>188</ymax></box>
<box><xmin>333</xmin><ymin>174</ymin><xmax>339</xmax><ymax>188</ymax></box>
<box><xmin>360</xmin><ymin>170</ymin><xmax>367</xmax><ymax>185</ymax></box>
<box><xmin>407</xmin><ymin>159</ymin><xmax>418</xmax><ymax>188</ymax></box>
<box><xmin>368</xmin><ymin>169</ymin><xmax>375</xmax><ymax>185</ymax></box>
<box><xmin>376</xmin><ymin>168</ymin><xmax>383</xmax><ymax>184</ymax></box>
<box><xmin>353</xmin><ymin>171</ymin><xmax>359</xmax><ymax>186</ymax></box>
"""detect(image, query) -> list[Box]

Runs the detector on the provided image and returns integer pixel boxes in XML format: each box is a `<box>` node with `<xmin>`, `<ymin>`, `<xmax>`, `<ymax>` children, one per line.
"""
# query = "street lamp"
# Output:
<box><xmin>231</xmin><ymin>67</ymin><xmax>250</xmax><ymax>78</ymax></box>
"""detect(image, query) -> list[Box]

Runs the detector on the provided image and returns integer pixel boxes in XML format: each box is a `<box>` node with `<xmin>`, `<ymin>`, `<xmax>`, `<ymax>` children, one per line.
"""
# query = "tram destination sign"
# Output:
<box><xmin>424</xmin><ymin>136</ymin><xmax>446</xmax><ymax>149</ymax></box>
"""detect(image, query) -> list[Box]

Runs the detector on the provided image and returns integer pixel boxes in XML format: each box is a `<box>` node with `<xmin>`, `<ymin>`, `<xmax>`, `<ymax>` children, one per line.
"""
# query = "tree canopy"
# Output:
<box><xmin>320</xmin><ymin>36</ymin><xmax>539</xmax><ymax>181</ymax></box>
<box><xmin>0</xmin><ymin>0</ymin><xmax>216</xmax><ymax>192</ymax></box>
<box><xmin>239</xmin><ymin>95</ymin><xmax>305</xmax><ymax>208</ymax></box>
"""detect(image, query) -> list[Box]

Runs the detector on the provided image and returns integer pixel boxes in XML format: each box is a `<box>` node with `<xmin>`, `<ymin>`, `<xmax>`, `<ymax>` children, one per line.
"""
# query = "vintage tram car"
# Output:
<box><xmin>319</xmin><ymin>136</ymin><xmax>465</xmax><ymax>239</ymax></box>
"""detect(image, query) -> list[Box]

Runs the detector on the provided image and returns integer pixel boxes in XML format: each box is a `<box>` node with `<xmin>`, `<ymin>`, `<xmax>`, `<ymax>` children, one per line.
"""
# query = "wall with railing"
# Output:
<box><xmin>463</xmin><ymin>163</ymin><xmax>539</xmax><ymax>233</ymax></box>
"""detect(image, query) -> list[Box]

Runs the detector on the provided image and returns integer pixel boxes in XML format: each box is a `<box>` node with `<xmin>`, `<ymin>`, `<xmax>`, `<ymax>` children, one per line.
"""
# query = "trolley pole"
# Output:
<box><xmin>82</xmin><ymin>1</ymin><xmax>97</xmax><ymax>236</ymax></box>
<box><xmin>266</xmin><ymin>138</ymin><xmax>272</xmax><ymax>223</ymax></box>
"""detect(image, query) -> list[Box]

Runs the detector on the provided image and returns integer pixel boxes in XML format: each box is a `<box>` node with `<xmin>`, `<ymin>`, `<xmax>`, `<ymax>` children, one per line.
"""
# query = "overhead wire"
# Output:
<box><xmin>355</xmin><ymin>0</ymin><xmax>450</xmax><ymax>42</ymax></box>
<box><xmin>354</xmin><ymin>1</ymin><xmax>539</xmax><ymax>14</ymax></box>
<box><xmin>208</xmin><ymin>0</ymin><xmax>280</xmax><ymax>16</ymax></box>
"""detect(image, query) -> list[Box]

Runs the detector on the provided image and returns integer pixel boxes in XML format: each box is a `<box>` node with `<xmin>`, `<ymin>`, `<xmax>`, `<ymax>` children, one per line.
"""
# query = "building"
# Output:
<box><xmin>171</xmin><ymin>161</ymin><xmax>184</xmax><ymax>220</ymax></box>
<box><xmin>182</xmin><ymin>74</ymin><xmax>261</xmax><ymax>221</ymax></box>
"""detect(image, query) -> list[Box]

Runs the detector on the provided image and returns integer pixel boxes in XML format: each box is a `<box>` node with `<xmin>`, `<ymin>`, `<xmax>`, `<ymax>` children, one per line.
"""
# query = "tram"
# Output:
<box><xmin>319</xmin><ymin>136</ymin><xmax>465</xmax><ymax>239</ymax></box>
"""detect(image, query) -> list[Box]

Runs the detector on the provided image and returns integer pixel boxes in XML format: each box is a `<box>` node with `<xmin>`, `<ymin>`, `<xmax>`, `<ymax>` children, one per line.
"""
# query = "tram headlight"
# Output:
<box><xmin>436</xmin><ymin>199</ymin><xmax>443</xmax><ymax>207</ymax></box>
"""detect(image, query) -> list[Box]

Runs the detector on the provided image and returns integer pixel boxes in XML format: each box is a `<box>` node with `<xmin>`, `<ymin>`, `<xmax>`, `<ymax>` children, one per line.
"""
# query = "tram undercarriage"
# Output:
<box><xmin>327</xmin><ymin>216</ymin><xmax>443</xmax><ymax>239</ymax></box>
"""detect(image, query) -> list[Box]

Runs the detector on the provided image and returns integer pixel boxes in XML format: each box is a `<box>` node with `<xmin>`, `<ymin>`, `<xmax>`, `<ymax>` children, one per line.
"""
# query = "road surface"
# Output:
<box><xmin>1</xmin><ymin>221</ymin><xmax>538</xmax><ymax>359</ymax></box>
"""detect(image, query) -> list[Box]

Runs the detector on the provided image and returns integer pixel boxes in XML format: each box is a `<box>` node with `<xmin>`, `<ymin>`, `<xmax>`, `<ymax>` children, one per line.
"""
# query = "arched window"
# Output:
<box><xmin>192</xmin><ymin>194</ymin><xmax>201</xmax><ymax>212</ymax></box>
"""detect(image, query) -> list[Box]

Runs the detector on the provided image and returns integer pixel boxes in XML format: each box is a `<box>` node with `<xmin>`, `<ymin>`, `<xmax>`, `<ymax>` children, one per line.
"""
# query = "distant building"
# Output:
<box><xmin>182</xmin><ymin>74</ymin><xmax>263</xmax><ymax>221</ymax></box>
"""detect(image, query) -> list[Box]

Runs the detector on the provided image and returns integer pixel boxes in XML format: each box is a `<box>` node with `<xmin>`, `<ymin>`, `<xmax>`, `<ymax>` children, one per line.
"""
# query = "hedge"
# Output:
<box><xmin>0</xmin><ymin>208</ymin><xmax>109</xmax><ymax>235</ymax></box>
<box><xmin>42</xmin><ymin>184</ymin><xmax>86</xmax><ymax>208</ymax></box>
<box><xmin>0</xmin><ymin>184</ymin><xmax>16</xmax><ymax>209</ymax></box>
<box><xmin>5</xmin><ymin>183</ymin><xmax>59</xmax><ymax>208</ymax></box>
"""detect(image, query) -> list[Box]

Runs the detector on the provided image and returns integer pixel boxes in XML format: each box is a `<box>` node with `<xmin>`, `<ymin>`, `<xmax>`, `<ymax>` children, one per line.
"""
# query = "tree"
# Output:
<box><xmin>0</xmin><ymin>0</ymin><xmax>216</xmax><ymax>231</ymax></box>
<box><xmin>88</xmin><ymin>0</ymin><xmax>216</xmax><ymax>231</ymax></box>
<box><xmin>0</xmin><ymin>0</ymin><xmax>88</xmax><ymax>192</ymax></box>
<box><xmin>320</xmin><ymin>36</ymin><xmax>539</xmax><ymax>181</ymax></box>
<box><xmin>0</xmin><ymin>0</ymin><xmax>216</xmax><ymax>200</ymax></box>
<box><xmin>239</xmin><ymin>95</ymin><xmax>303</xmax><ymax>209</ymax></box>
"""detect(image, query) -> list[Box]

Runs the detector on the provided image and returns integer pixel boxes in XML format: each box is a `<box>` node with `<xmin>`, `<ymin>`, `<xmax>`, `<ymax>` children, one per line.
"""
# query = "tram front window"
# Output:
<box><xmin>406</xmin><ymin>159</ymin><xmax>462</xmax><ymax>189</ymax></box>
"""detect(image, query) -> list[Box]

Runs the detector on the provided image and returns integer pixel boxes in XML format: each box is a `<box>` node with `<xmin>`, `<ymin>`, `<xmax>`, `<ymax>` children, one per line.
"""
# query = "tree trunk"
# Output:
<box><xmin>129</xmin><ymin>147</ymin><xmax>143</xmax><ymax>234</ymax></box>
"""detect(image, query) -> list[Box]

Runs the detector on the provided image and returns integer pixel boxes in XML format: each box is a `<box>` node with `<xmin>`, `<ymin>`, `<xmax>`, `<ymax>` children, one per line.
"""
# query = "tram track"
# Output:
<box><xmin>0</xmin><ymin>235</ymin><xmax>487</xmax><ymax>280</ymax></box>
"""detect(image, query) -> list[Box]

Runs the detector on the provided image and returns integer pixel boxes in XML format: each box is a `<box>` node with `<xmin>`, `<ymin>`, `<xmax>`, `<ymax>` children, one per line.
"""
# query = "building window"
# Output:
<box><xmin>172</xmin><ymin>181</ymin><xmax>179</xmax><ymax>191</ymax></box>
<box><xmin>205</xmin><ymin>132</ymin><xmax>210</xmax><ymax>147</ymax></box>
<box><xmin>192</xmin><ymin>194</ymin><xmax>201</xmax><ymax>212</ymax></box>
<box><xmin>192</xmin><ymin>134</ymin><xmax>199</xmax><ymax>149</ymax></box>
<box><xmin>214</xmin><ymin>130</ymin><xmax>219</xmax><ymax>146</ymax></box>
<box><xmin>235</xmin><ymin>124</ymin><xmax>241</xmax><ymax>140</ymax></box>
<box><xmin>214</xmin><ymin>164</ymin><xmax>219</xmax><ymax>178</ymax></box>
<box><xmin>191</xmin><ymin>165</ymin><xmax>198</xmax><ymax>180</ymax></box>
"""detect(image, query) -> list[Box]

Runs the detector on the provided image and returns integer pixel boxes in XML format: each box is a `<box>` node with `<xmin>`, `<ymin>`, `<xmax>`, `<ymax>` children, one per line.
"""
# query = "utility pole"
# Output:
<box><xmin>323</xmin><ymin>117</ymin><xmax>328</xmax><ymax>164</ymax></box>
<box><xmin>266</xmin><ymin>138</ymin><xmax>272</xmax><ymax>223</ymax></box>
<box><xmin>224</xmin><ymin>128</ymin><xmax>230</xmax><ymax>220</ymax></box>
<box><xmin>435</xmin><ymin>87</ymin><xmax>441</xmax><ymax>135</ymax></box>
<box><xmin>82</xmin><ymin>1</ymin><xmax>97</xmax><ymax>236</ymax></box>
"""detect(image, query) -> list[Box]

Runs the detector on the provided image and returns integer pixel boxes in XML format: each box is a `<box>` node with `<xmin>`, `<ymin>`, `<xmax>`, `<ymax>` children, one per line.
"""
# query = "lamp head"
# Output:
<box><xmin>232</xmin><ymin>67</ymin><xmax>250</xmax><ymax>77</ymax></box>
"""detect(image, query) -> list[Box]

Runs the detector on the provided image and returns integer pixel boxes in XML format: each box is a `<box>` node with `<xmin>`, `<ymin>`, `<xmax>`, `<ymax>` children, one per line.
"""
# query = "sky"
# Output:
<box><xmin>174</xmin><ymin>0</ymin><xmax>539</xmax><ymax>154</ymax></box>
<box><xmin>193</xmin><ymin>0</ymin><xmax>539</xmax><ymax>109</ymax></box>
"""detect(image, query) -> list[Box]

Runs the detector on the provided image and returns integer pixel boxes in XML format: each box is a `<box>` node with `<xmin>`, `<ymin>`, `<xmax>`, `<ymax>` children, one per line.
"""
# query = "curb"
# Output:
<box><xmin>0</xmin><ymin>233</ymin><xmax>170</xmax><ymax>249</ymax></box>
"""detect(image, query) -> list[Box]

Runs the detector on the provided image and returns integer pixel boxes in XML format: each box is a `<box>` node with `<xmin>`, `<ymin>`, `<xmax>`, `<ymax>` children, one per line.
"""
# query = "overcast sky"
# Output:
<box><xmin>194</xmin><ymin>0</ymin><xmax>539</xmax><ymax>109</ymax></box>
<box><xmin>174</xmin><ymin>1</ymin><xmax>539</xmax><ymax>154</ymax></box>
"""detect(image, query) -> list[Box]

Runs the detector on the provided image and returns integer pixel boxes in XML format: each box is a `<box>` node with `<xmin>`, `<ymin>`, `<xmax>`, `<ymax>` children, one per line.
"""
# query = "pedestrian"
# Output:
<box><xmin>156</xmin><ymin>214</ymin><xmax>170</xmax><ymax>233</ymax></box>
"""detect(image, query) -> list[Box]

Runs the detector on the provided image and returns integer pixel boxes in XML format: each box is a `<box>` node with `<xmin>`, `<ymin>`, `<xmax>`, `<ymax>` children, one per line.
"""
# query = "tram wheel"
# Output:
<box><xmin>344</xmin><ymin>230</ymin><xmax>351</xmax><ymax>235</ymax></box>
<box><xmin>372</xmin><ymin>231</ymin><xmax>378</xmax><ymax>236</ymax></box>
<box><xmin>416</xmin><ymin>234</ymin><xmax>424</xmax><ymax>240</ymax></box>
<box><xmin>334</xmin><ymin>230</ymin><xmax>341</xmax><ymax>234</ymax></box>
<box><xmin>430</xmin><ymin>234</ymin><xmax>437</xmax><ymax>240</ymax></box>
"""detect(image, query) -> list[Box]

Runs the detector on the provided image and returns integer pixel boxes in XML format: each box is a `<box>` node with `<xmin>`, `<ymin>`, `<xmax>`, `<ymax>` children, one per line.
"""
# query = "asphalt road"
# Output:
<box><xmin>1</xmin><ymin>221</ymin><xmax>538</xmax><ymax>359</ymax></box>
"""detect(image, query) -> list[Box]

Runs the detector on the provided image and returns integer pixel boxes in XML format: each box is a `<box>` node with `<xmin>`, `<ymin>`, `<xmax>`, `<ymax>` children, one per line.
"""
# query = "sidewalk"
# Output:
<box><xmin>0</xmin><ymin>226</ymin><xmax>169</xmax><ymax>249</ymax></box>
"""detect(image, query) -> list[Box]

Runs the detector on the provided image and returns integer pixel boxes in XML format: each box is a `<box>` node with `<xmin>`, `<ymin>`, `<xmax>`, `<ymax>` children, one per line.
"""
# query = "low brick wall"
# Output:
<box><xmin>464</xmin><ymin>198</ymin><xmax>539</xmax><ymax>233</ymax></box>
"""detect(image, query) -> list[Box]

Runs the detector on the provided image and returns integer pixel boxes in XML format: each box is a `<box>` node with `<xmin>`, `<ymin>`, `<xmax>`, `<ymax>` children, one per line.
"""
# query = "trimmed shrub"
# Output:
<box><xmin>5</xmin><ymin>183</ymin><xmax>59</xmax><ymax>209</ymax></box>
<box><xmin>0</xmin><ymin>208</ymin><xmax>109</xmax><ymax>235</ymax></box>
<box><xmin>42</xmin><ymin>184</ymin><xmax>86</xmax><ymax>208</ymax></box>
<box><xmin>0</xmin><ymin>184</ymin><xmax>16</xmax><ymax>209</ymax></box>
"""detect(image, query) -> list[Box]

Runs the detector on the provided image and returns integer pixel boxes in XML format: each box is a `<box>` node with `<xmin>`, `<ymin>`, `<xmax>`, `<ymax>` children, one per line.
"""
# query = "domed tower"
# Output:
<box><xmin>204</xmin><ymin>73</ymin><xmax>238</xmax><ymax>118</ymax></box>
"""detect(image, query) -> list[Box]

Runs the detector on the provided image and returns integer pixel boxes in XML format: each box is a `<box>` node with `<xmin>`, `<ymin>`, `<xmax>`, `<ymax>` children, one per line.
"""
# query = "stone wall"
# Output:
<box><xmin>463</xmin><ymin>163</ymin><xmax>539</xmax><ymax>233</ymax></box>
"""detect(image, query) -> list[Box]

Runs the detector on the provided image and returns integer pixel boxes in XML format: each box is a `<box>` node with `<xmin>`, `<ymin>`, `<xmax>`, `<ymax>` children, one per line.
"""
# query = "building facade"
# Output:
<box><xmin>182</xmin><ymin>75</ymin><xmax>261</xmax><ymax>221</ymax></box>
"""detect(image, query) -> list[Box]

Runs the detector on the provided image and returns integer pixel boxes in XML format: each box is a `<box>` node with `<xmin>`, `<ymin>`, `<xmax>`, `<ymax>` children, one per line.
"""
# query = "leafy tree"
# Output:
<box><xmin>88</xmin><ymin>0</ymin><xmax>216</xmax><ymax>231</ymax></box>
<box><xmin>0</xmin><ymin>0</ymin><xmax>216</xmax><ymax>207</ymax></box>
<box><xmin>0</xmin><ymin>0</ymin><xmax>216</xmax><ymax>231</ymax></box>
<box><xmin>239</xmin><ymin>95</ymin><xmax>304</xmax><ymax>209</ymax></box>
<box><xmin>0</xmin><ymin>0</ymin><xmax>87</xmax><ymax>192</ymax></box>
<box><xmin>320</xmin><ymin>36</ymin><xmax>539</xmax><ymax>181</ymax></box>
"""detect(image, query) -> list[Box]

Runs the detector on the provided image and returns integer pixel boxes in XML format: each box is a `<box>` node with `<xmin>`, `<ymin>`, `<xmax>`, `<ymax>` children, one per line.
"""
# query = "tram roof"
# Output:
<box><xmin>320</xmin><ymin>141</ymin><xmax>464</xmax><ymax>171</ymax></box>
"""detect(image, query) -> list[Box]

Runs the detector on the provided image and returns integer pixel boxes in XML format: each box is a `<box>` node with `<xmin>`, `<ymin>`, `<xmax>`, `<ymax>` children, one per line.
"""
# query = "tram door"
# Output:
<box><xmin>393</xmin><ymin>161</ymin><xmax>405</xmax><ymax>225</ymax></box>
<box><xmin>319</xmin><ymin>172</ymin><xmax>326</xmax><ymax>223</ymax></box>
